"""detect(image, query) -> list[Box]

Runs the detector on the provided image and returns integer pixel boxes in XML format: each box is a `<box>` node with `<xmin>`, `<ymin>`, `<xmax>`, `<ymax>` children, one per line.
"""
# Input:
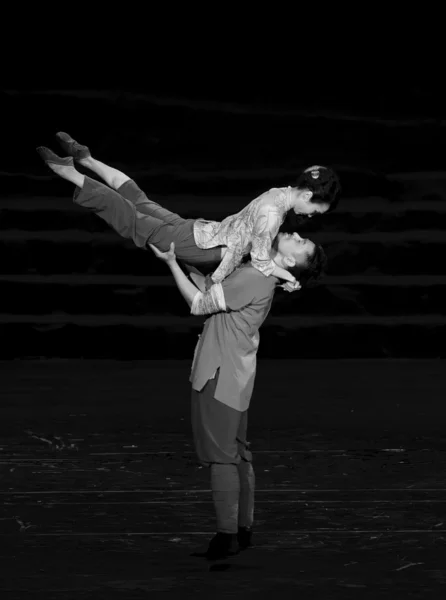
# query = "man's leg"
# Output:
<box><xmin>236</xmin><ymin>412</ymin><xmax>255</xmax><ymax>548</ymax></box>
<box><xmin>191</xmin><ymin>372</ymin><xmax>243</xmax><ymax>559</ymax></box>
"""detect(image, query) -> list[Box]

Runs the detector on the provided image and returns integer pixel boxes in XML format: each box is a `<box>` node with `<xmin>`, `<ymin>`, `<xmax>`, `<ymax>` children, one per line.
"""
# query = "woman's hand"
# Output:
<box><xmin>279</xmin><ymin>279</ymin><xmax>302</xmax><ymax>293</ymax></box>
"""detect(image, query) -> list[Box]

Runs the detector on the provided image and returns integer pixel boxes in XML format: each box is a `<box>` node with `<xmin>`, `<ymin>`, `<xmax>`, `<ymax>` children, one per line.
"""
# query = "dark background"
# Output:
<box><xmin>3</xmin><ymin>53</ymin><xmax>446</xmax><ymax>594</ymax></box>
<box><xmin>1</xmin><ymin>77</ymin><xmax>446</xmax><ymax>359</ymax></box>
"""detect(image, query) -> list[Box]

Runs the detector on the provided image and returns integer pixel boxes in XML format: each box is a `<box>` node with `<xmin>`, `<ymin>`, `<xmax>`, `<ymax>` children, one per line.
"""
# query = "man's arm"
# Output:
<box><xmin>168</xmin><ymin>261</ymin><xmax>202</xmax><ymax>308</ymax></box>
<box><xmin>150</xmin><ymin>242</ymin><xmax>270</xmax><ymax>315</ymax></box>
<box><xmin>172</xmin><ymin>261</ymin><xmax>227</xmax><ymax>315</ymax></box>
<box><xmin>184</xmin><ymin>266</ymin><xmax>206</xmax><ymax>293</ymax></box>
<box><xmin>149</xmin><ymin>243</ymin><xmax>226</xmax><ymax>315</ymax></box>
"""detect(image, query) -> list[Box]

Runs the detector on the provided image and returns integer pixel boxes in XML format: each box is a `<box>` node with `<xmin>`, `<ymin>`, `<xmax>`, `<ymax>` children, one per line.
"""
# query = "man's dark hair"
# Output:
<box><xmin>287</xmin><ymin>242</ymin><xmax>327</xmax><ymax>288</ymax></box>
<box><xmin>296</xmin><ymin>165</ymin><xmax>341</xmax><ymax>214</ymax></box>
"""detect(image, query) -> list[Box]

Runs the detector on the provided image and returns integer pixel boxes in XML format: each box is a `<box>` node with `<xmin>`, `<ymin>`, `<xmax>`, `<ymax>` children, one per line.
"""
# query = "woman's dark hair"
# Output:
<box><xmin>296</xmin><ymin>165</ymin><xmax>341</xmax><ymax>213</ymax></box>
<box><xmin>287</xmin><ymin>242</ymin><xmax>327</xmax><ymax>288</ymax></box>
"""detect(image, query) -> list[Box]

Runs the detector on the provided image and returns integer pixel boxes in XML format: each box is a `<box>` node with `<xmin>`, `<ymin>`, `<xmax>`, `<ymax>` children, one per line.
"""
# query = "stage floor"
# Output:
<box><xmin>1</xmin><ymin>359</ymin><xmax>446</xmax><ymax>598</ymax></box>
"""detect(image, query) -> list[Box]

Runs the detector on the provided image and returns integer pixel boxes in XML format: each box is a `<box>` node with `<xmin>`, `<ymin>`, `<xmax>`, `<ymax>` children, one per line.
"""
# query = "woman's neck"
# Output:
<box><xmin>284</xmin><ymin>187</ymin><xmax>296</xmax><ymax>212</ymax></box>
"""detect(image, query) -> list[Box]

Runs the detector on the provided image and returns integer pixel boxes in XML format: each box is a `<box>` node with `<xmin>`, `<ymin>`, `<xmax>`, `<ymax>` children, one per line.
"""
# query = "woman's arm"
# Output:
<box><xmin>270</xmin><ymin>262</ymin><xmax>297</xmax><ymax>283</ymax></box>
<box><xmin>210</xmin><ymin>248</ymin><xmax>243</xmax><ymax>284</ymax></box>
<box><xmin>250</xmin><ymin>209</ymin><xmax>296</xmax><ymax>284</ymax></box>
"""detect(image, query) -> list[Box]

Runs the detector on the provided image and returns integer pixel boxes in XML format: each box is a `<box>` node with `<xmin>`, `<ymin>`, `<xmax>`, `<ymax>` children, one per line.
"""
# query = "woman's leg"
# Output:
<box><xmin>44</xmin><ymin>162</ymin><xmax>86</xmax><ymax>188</ymax></box>
<box><xmin>43</xmin><ymin>161</ymin><xmax>179</xmax><ymax>251</ymax></box>
<box><xmin>117</xmin><ymin>179</ymin><xmax>186</xmax><ymax>228</ymax></box>
<box><xmin>43</xmin><ymin>158</ymin><xmax>223</xmax><ymax>266</ymax></box>
<box><xmin>78</xmin><ymin>156</ymin><xmax>131</xmax><ymax>190</ymax></box>
<box><xmin>74</xmin><ymin>177</ymin><xmax>182</xmax><ymax>251</ymax></box>
<box><xmin>77</xmin><ymin>154</ymin><xmax>186</xmax><ymax>227</ymax></box>
<box><xmin>56</xmin><ymin>133</ymin><xmax>187</xmax><ymax>226</ymax></box>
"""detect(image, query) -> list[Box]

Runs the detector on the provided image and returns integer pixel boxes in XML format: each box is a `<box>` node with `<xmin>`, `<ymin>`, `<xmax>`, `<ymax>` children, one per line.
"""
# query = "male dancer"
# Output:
<box><xmin>149</xmin><ymin>232</ymin><xmax>326</xmax><ymax>560</ymax></box>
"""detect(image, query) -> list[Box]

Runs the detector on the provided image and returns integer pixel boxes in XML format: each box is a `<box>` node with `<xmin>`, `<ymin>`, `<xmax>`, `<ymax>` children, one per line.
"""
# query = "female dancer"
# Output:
<box><xmin>37</xmin><ymin>133</ymin><xmax>340</xmax><ymax>290</ymax></box>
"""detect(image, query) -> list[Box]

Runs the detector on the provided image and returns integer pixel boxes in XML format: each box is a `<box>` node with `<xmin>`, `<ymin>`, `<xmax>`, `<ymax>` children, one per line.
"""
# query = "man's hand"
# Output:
<box><xmin>279</xmin><ymin>279</ymin><xmax>302</xmax><ymax>293</ymax></box>
<box><xmin>149</xmin><ymin>242</ymin><xmax>203</xmax><ymax>309</ymax></box>
<box><xmin>148</xmin><ymin>242</ymin><xmax>176</xmax><ymax>264</ymax></box>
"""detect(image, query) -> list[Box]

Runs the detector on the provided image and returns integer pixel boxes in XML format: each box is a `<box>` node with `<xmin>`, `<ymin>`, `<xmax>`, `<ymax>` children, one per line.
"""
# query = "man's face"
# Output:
<box><xmin>276</xmin><ymin>232</ymin><xmax>315</xmax><ymax>267</ymax></box>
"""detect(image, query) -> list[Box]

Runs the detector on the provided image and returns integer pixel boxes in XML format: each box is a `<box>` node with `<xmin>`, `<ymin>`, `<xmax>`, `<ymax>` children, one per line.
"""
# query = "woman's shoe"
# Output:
<box><xmin>37</xmin><ymin>147</ymin><xmax>74</xmax><ymax>167</ymax></box>
<box><xmin>56</xmin><ymin>132</ymin><xmax>91</xmax><ymax>160</ymax></box>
